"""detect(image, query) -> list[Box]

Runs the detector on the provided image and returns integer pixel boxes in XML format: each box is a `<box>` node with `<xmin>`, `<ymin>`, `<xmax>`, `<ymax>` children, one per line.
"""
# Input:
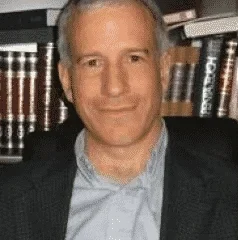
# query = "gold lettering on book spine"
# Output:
<box><xmin>4</xmin><ymin>52</ymin><xmax>14</xmax><ymax>149</ymax></box>
<box><xmin>16</xmin><ymin>52</ymin><xmax>26</xmax><ymax>149</ymax></box>
<box><xmin>217</xmin><ymin>39</ymin><xmax>238</xmax><ymax>117</ymax></box>
<box><xmin>27</xmin><ymin>52</ymin><xmax>38</xmax><ymax>133</ymax></box>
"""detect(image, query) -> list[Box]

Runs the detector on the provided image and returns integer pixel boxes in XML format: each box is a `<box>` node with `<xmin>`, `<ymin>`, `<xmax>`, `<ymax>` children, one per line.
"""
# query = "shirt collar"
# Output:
<box><xmin>74</xmin><ymin>120</ymin><xmax>168</xmax><ymax>187</ymax></box>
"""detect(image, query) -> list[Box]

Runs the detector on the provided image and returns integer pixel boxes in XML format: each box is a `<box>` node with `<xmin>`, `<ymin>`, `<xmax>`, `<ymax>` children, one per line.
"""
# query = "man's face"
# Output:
<box><xmin>59</xmin><ymin>2</ymin><xmax>165</xmax><ymax>146</ymax></box>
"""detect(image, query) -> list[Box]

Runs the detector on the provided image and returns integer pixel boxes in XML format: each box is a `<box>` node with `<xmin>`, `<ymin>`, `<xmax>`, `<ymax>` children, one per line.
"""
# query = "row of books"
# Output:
<box><xmin>1</xmin><ymin>37</ymin><xmax>238</xmax><ymax>157</ymax></box>
<box><xmin>162</xmin><ymin>34</ymin><xmax>238</xmax><ymax>120</ymax></box>
<box><xmin>161</xmin><ymin>46</ymin><xmax>199</xmax><ymax>117</ymax></box>
<box><xmin>0</xmin><ymin>42</ymin><xmax>69</xmax><ymax>156</ymax></box>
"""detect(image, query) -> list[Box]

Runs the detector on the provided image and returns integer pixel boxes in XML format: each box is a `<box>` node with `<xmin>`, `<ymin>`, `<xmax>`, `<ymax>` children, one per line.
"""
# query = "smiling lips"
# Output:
<box><xmin>101</xmin><ymin>105</ymin><xmax>136</xmax><ymax>111</ymax></box>
<box><xmin>100</xmin><ymin>105</ymin><xmax>136</xmax><ymax>114</ymax></box>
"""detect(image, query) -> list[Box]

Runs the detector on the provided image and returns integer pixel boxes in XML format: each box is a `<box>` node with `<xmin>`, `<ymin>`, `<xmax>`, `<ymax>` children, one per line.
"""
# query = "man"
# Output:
<box><xmin>0</xmin><ymin>0</ymin><xmax>238</xmax><ymax>239</ymax></box>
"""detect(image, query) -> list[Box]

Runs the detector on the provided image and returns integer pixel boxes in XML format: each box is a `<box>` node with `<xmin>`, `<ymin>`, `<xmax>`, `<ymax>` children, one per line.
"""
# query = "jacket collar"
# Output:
<box><xmin>26</xmin><ymin>117</ymin><xmax>219</xmax><ymax>239</ymax></box>
<box><xmin>160</xmin><ymin>119</ymin><xmax>219</xmax><ymax>239</ymax></box>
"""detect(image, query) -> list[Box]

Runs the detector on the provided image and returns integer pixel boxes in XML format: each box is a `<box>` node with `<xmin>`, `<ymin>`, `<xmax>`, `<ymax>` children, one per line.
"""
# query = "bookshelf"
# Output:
<box><xmin>164</xmin><ymin>13</ymin><xmax>238</xmax><ymax>118</ymax></box>
<box><xmin>0</xmin><ymin>154</ymin><xmax>22</xmax><ymax>164</ymax></box>
<box><xmin>0</xmin><ymin>27</ymin><xmax>57</xmax><ymax>45</ymax></box>
<box><xmin>0</xmin><ymin>21</ymin><xmax>61</xmax><ymax>164</ymax></box>
<box><xmin>0</xmin><ymin>0</ymin><xmax>237</xmax><ymax>164</ymax></box>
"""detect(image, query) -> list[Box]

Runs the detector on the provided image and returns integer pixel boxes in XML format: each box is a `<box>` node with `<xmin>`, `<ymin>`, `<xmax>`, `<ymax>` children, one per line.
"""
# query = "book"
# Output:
<box><xmin>0</xmin><ymin>50</ymin><xmax>39</xmax><ymax>153</ymax></box>
<box><xmin>0</xmin><ymin>52</ymin><xmax>3</xmax><ymax>148</ymax></box>
<box><xmin>37</xmin><ymin>42</ymin><xmax>59</xmax><ymax>131</ymax></box>
<box><xmin>193</xmin><ymin>35</ymin><xmax>225</xmax><ymax>117</ymax></box>
<box><xmin>14</xmin><ymin>52</ymin><xmax>27</xmax><ymax>151</ymax></box>
<box><xmin>0</xmin><ymin>43</ymin><xmax>70</xmax><ymax>161</ymax></box>
<box><xmin>25</xmin><ymin>52</ymin><xmax>38</xmax><ymax>133</ymax></box>
<box><xmin>169</xmin><ymin>47</ymin><xmax>187</xmax><ymax>116</ymax></box>
<box><xmin>161</xmin><ymin>48</ymin><xmax>175</xmax><ymax>116</ymax></box>
<box><xmin>0</xmin><ymin>9</ymin><xmax>61</xmax><ymax>30</ymax></box>
<box><xmin>229</xmin><ymin>57</ymin><xmax>238</xmax><ymax>120</ymax></box>
<box><xmin>2</xmin><ymin>51</ymin><xmax>15</xmax><ymax>152</ymax></box>
<box><xmin>167</xmin><ymin>13</ymin><xmax>238</xmax><ymax>31</ymax></box>
<box><xmin>0</xmin><ymin>27</ymin><xmax>57</xmax><ymax>45</ymax></box>
<box><xmin>217</xmin><ymin>38</ymin><xmax>238</xmax><ymax>117</ymax></box>
<box><xmin>0</xmin><ymin>51</ymin><xmax>29</xmax><ymax>154</ymax></box>
<box><xmin>163</xmin><ymin>9</ymin><xmax>197</xmax><ymax>25</ymax></box>
<box><xmin>181</xmin><ymin>47</ymin><xmax>200</xmax><ymax>116</ymax></box>
<box><xmin>162</xmin><ymin>47</ymin><xmax>187</xmax><ymax>116</ymax></box>
<box><xmin>184</xmin><ymin>16</ymin><xmax>238</xmax><ymax>38</ymax></box>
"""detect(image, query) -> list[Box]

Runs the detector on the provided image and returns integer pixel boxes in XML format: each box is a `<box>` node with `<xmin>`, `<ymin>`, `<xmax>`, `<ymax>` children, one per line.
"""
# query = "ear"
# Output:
<box><xmin>159</xmin><ymin>50</ymin><xmax>171</xmax><ymax>94</ymax></box>
<box><xmin>58</xmin><ymin>61</ymin><xmax>73</xmax><ymax>103</ymax></box>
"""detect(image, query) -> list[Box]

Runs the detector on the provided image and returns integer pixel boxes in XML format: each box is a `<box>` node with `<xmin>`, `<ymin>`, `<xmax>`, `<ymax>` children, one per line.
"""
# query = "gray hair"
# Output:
<box><xmin>57</xmin><ymin>0</ymin><xmax>169</xmax><ymax>66</ymax></box>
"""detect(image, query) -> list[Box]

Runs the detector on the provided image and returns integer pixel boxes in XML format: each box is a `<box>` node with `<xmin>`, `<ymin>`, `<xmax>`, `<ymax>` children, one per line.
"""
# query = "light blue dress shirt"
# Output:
<box><xmin>65</xmin><ymin>121</ymin><xmax>168</xmax><ymax>240</ymax></box>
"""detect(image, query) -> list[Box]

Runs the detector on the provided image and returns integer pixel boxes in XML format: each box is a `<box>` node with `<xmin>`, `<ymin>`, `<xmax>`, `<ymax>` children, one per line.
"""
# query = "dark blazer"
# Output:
<box><xmin>0</xmin><ymin>117</ymin><xmax>238</xmax><ymax>240</ymax></box>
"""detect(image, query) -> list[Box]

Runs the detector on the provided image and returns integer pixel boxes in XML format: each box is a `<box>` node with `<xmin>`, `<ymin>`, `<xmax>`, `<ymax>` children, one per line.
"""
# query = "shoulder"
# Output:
<box><xmin>0</xmin><ymin>118</ymin><xmax>83</xmax><ymax>198</ymax></box>
<box><xmin>164</xmin><ymin>116</ymin><xmax>238</xmax><ymax>158</ymax></box>
<box><xmin>164</xmin><ymin>117</ymin><xmax>238</xmax><ymax>181</ymax></box>
<box><xmin>164</xmin><ymin>117</ymin><xmax>238</xmax><ymax>193</ymax></box>
<box><xmin>164</xmin><ymin>116</ymin><xmax>238</xmax><ymax>135</ymax></box>
<box><xmin>164</xmin><ymin>116</ymin><xmax>238</xmax><ymax>167</ymax></box>
<box><xmin>0</xmin><ymin>130</ymin><xmax>57</xmax><ymax>199</ymax></box>
<box><xmin>164</xmin><ymin>117</ymin><xmax>238</xmax><ymax>151</ymax></box>
<box><xmin>23</xmin><ymin>115</ymin><xmax>83</xmax><ymax>162</ymax></box>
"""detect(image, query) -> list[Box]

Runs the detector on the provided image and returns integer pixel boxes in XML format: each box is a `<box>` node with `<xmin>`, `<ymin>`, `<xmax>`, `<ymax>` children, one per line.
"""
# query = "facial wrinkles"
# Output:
<box><xmin>70</xmin><ymin>5</ymin><xmax>160</xmax><ymax>97</ymax></box>
<box><xmin>76</xmin><ymin>6</ymin><xmax>154</xmax><ymax>50</ymax></box>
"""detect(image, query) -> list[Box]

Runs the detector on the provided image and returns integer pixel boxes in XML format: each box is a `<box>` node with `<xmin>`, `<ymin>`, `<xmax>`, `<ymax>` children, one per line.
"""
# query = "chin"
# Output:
<box><xmin>90</xmin><ymin>121</ymin><xmax>151</xmax><ymax>147</ymax></box>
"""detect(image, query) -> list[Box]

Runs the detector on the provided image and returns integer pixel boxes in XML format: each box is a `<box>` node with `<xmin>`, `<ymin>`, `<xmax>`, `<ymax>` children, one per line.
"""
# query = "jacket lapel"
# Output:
<box><xmin>17</xmin><ymin>128</ymin><xmax>78</xmax><ymax>240</ymax></box>
<box><xmin>160</xmin><ymin>132</ymin><xmax>220</xmax><ymax>240</ymax></box>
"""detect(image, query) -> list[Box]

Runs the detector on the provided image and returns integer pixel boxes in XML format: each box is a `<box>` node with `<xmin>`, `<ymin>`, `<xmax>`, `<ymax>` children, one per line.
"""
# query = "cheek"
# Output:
<box><xmin>129</xmin><ymin>67</ymin><xmax>161</xmax><ymax>98</ymax></box>
<box><xmin>71</xmin><ymin>71</ymin><xmax>100</xmax><ymax>103</ymax></box>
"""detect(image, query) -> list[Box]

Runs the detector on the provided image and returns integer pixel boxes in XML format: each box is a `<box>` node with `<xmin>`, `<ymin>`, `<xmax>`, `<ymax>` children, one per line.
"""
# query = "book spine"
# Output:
<box><xmin>168</xmin><ymin>47</ymin><xmax>187</xmax><ymax>116</ymax></box>
<box><xmin>193</xmin><ymin>35</ymin><xmax>224</xmax><ymax>117</ymax></box>
<box><xmin>163</xmin><ymin>9</ymin><xmax>196</xmax><ymax>25</ymax></box>
<box><xmin>37</xmin><ymin>42</ymin><xmax>57</xmax><ymax>131</ymax></box>
<box><xmin>2</xmin><ymin>51</ymin><xmax>14</xmax><ymax>152</ymax></box>
<box><xmin>181</xmin><ymin>47</ymin><xmax>200</xmax><ymax>116</ymax></box>
<box><xmin>161</xmin><ymin>48</ymin><xmax>175</xmax><ymax>116</ymax></box>
<box><xmin>26</xmin><ymin>52</ymin><xmax>38</xmax><ymax>133</ymax></box>
<box><xmin>229</xmin><ymin>57</ymin><xmax>238</xmax><ymax>120</ymax></box>
<box><xmin>15</xmin><ymin>52</ymin><xmax>26</xmax><ymax>151</ymax></box>
<box><xmin>216</xmin><ymin>38</ymin><xmax>238</xmax><ymax>117</ymax></box>
<box><xmin>0</xmin><ymin>52</ymin><xmax>3</xmax><ymax>149</ymax></box>
<box><xmin>184</xmin><ymin>16</ymin><xmax>238</xmax><ymax>38</ymax></box>
<box><xmin>181</xmin><ymin>63</ymin><xmax>196</xmax><ymax>116</ymax></box>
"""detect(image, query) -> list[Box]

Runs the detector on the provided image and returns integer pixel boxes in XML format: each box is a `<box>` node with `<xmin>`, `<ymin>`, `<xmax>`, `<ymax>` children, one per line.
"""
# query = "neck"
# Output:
<box><xmin>86</xmin><ymin>119</ymin><xmax>163</xmax><ymax>184</ymax></box>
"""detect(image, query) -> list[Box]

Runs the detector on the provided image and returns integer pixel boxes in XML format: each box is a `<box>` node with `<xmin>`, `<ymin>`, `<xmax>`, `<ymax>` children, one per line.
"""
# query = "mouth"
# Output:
<box><xmin>99</xmin><ymin>105</ymin><xmax>137</xmax><ymax>115</ymax></box>
<box><xmin>100</xmin><ymin>105</ymin><xmax>136</xmax><ymax>111</ymax></box>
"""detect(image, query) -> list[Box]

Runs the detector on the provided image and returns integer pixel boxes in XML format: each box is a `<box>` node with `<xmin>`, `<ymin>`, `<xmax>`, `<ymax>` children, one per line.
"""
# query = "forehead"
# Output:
<box><xmin>67</xmin><ymin>2</ymin><xmax>157</xmax><ymax>52</ymax></box>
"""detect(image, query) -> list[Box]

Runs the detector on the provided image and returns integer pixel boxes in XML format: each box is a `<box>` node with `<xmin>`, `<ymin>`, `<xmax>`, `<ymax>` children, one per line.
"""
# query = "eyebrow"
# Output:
<box><xmin>76</xmin><ymin>51</ymin><xmax>102</xmax><ymax>63</ymax></box>
<box><xmin>124</xmin><ymin>48</ymin><xmax>150</xmax><ymax>55</ymax></box>
<box><xmin>75</xmin><ymin>48</ymin><xmax>150</xmax><ymax>63</ymax></box>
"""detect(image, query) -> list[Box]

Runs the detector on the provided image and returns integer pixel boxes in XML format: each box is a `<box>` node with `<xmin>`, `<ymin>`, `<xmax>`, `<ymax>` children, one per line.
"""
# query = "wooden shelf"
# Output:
<box><xmin>0</xmin><ymin>149</ymin><xmax>23</xmax><ymax>164</ymax></box>
<box><xmin>0</xmin><ymin>26</ymin><xmax>57</xmax><ymax>44</ymax></box>
<box><xmin>0</xmin><ymin>154</ymin><xmax>22</xmax><ymax>164</ymax></box>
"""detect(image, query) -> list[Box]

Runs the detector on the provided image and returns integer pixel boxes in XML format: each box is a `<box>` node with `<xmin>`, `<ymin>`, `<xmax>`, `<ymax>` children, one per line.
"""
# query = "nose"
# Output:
<box><xmin>101</xmin><ymin>63</ymin><xmax>129</xmax><ymax>97</ymax></box>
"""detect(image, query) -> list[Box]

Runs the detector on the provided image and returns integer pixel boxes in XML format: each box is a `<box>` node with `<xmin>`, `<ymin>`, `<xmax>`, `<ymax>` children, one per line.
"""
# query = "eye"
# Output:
<box><xmin>86</xmin><ymin>59</ymin><xmax>100</xmax><ymax>67</ymax></box>
<box><xmin>129</xmin><ymin>55</ymin><xmax>143</xmax><ymax>63</ymax></box>
<box><xmin>80</xmin><ymin>58</ymin><xmax>103</xmax><ymax>68</ymax></box>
